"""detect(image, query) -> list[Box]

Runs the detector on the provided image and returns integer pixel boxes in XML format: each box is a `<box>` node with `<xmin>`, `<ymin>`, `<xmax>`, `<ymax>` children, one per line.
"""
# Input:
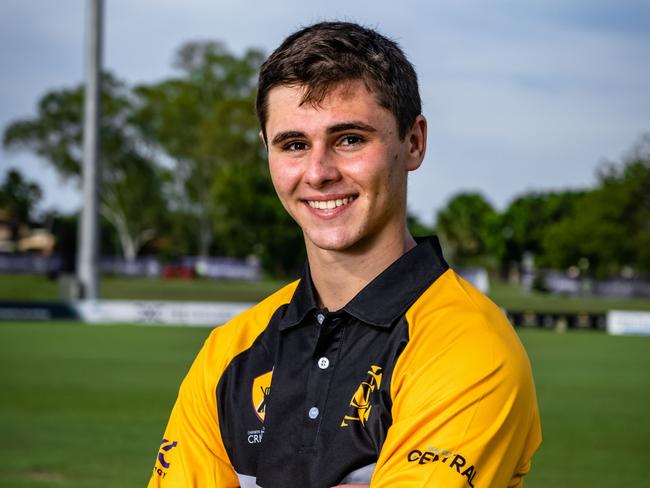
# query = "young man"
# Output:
<box><xmin>149</xmin><ymin>22</ymin><xmax>541</xmax><ymax>488</ymax></box>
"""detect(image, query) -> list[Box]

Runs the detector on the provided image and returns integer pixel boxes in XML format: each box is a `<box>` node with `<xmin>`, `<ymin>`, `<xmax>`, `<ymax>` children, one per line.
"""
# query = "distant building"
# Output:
<box><xmin>0</xmin><ymin>208</ymin><xmax>55</xmax><ymax>255</ymax></box>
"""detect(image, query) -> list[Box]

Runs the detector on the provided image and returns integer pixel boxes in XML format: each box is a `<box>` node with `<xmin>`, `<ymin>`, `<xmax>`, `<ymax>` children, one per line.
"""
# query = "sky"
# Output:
<box><xmin>1</xmin><ymin>0</ymin><xmax>649</xmax><ymax>225</ymax></box>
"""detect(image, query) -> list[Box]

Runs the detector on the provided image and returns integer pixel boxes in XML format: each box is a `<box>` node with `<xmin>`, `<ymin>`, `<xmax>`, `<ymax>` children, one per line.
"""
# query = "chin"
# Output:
<box><xmin>305</xmin><ymin>230</ymin><xmax>358</xmax><ymax>253</ymax></box>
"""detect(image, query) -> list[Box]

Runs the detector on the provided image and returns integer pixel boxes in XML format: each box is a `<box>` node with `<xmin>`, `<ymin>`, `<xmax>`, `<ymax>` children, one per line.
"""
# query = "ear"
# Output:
<box><xmin>259</xmin><ymin>130</ymin><xmax>268</xmax><ymax>151</ymax></box>
<box><xmin>404</xmin><ymin>115</ymin><xmax>427</xmax><ymax>171</ymax></box>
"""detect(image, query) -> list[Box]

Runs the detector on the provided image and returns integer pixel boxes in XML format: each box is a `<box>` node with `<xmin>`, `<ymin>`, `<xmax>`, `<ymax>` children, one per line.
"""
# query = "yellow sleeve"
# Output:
<box><xmin>147</xmin><ymin>329</ymin><xmax>239</xmax><ymax>488</ymax></box>
<box><xmin>371</xmin><ymin>273</ymin><xmax>542</xmax><ymax>488</ymax></box>
<box><xmin>146</xmin><ymin>280</ymin><xmax>299</xmax><ymax>487</ymax></box>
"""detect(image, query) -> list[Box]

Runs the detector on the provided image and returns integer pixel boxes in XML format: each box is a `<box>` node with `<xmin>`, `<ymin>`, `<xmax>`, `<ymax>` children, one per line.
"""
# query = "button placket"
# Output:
<box><xmin>300</xmin><ymin>313</ymin><xmax>343</xmax><ymax>448</ymax></box>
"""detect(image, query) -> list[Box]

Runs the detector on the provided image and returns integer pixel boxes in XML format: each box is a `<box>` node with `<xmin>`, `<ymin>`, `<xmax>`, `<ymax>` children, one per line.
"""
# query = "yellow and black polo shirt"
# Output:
<box><xmin>148</xmin><ymin>237</ymin><xmax>541</xmax><ymax>488</ymax></box>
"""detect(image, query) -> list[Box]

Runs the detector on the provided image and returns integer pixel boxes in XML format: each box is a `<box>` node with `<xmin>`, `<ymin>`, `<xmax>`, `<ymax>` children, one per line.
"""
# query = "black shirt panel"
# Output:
<box><xmin>215</xmin><ymin>305</ymin><xmax>286</xmax><ymax>476</ymax></box>
<box><xmin>256</xmin><ymin>313</ymin><xmax>411</xmax><ymax>488</ymax></box>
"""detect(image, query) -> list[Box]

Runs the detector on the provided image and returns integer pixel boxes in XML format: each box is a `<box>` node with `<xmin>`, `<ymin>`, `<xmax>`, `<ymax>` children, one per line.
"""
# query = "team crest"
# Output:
<box><xmin>341</xmin><ymin>365</ymin><xmax>383</xmax><ymax>427</ymax></box>
<box><xmin>252</xmin><ymin>370</ymin><xmax>273</xmax><ymax>422</ymax></box>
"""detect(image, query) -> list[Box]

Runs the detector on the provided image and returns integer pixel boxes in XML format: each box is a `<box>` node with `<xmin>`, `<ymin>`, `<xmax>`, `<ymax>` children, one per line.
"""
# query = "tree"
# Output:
<box><xmin>133</xmin><ymin>41</ymin><xmax>265</xmax><ymax>257</ymax></box>
<box><xmin>0</xmin><ymin>168</ymin><xmax>43</xmax><ymax>246</ymax></box>
<box><xmin>542</xmin><ymin>134</ymin><xmax>650</xmax><ymax>277</ymax></box>
<box><xmin>3</xmin><ymin>73</ymin><xmax>167</xmax><ymax>261</ymax></box>
<box><xmin>0</xmin><ymin>168</ymin><xmax>42</xmax><ymax>223</ymax></box>
<box><xmin>498</xmin><ymin>190</ymin><xmax>584</xmax><ymax>273</ymax></box>
<box><xmin>100</xmin><ymin>152</ymin><xmax>169</xmax><ymax>260</ymax></box>
<box><xmin>435</xmin><ymin>192</ymin><xmax>497</xmax><ymax>267</ymax></box>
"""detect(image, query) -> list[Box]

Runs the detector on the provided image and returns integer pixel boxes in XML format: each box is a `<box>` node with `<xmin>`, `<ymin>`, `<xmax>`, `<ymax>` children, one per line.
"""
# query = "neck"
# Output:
<box><xmin>306</xmin><ymin>228</ymin><xmax>417</xmax><ymax>311</ymax></box>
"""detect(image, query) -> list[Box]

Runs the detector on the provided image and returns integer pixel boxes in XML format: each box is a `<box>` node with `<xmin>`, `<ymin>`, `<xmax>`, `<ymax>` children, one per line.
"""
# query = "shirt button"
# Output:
<box><xmin>316</xmin><ymin>313</ymin><xmax>325</xmax><ymax>325</ymax></box>
<box><xmin>317</xmin><ymin>357</ymin><xmax>330</xmax><ymax>369</ymax></box>
<box><xmin>308</xmin><ymin>406</ymin><xmax>319</xmax><ymax>419</ymax></box>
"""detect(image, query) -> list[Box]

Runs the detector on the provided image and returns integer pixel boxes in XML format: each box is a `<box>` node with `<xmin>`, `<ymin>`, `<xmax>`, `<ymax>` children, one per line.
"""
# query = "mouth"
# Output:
<box><xmin>305</xmin><ymin>195</ymin><xmax>358</xmax><ymax>211</ymax></box>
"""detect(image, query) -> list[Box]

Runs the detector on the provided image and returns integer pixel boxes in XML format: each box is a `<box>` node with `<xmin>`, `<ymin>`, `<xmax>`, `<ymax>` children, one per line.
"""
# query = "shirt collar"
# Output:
<box><xmin>279</xmin><ymin>262</ymin><xmax>320</xmax><ymax>329</ymax></box>
<box><xmin>279</xmin><ymin>236</ymin><xmax>449</xmax><ymax>330</ymax></box>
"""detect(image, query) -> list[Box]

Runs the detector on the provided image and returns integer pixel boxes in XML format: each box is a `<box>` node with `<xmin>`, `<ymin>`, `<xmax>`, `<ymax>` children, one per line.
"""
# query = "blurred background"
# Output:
<box><xmin>0</xmin><ymin>1</ymin><xmax>649</xmax><ymax>487</ymax></box>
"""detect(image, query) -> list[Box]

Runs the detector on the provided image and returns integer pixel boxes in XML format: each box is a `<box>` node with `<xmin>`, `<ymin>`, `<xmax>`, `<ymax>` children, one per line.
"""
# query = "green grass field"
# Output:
<box><xmin>0</xmin><ymin>274</ymin><xmax>291</xmax><ymax>304</ymax></box>
<box><xmin>1</xmin><ymin>273</ymin><xmax>650</xmax><ymax>313</ymax></box>
<box><xmin>1</xmin><ymin>322</ymin><xmax>649</xmax><ymax>487</ymax></box>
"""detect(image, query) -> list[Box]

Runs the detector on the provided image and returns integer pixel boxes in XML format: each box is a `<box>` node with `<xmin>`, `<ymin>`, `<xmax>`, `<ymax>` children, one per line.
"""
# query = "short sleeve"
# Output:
<box><xmin>147</xmin><ymin>333</ymin><xmax>239</xmax><ymax>488</ymax></box>
<box><xmin>371</xmin><ymin>312</ymin><xmax>542</xmax><ymax>488</ymax></box>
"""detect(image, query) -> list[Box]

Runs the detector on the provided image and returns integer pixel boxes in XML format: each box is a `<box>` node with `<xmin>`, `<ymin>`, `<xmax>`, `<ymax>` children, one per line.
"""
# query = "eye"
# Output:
<box><xmin>283</xmin><ymin>141</ymin><xmax>308</xmax><ymax>151</ymax></box>
<box><xmin>339</xmin><ymin>135</ymin><xmax>364</xmax><ymax>147</ymax></box>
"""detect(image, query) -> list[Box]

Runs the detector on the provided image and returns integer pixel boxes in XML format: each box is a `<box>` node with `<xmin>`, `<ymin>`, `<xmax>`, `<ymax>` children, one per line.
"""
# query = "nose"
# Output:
<box><xmin>304</xmin><ymin>144</ymin><xmax>341</xmax><ymax>188</ymax></box>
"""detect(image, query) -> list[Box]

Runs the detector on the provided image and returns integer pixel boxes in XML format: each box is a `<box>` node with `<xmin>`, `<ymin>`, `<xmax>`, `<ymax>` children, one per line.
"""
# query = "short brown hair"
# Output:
<box><xmin>256</xmin><ymin>21</ymin><xmax>422</xmax><ymax>141</ymax></box>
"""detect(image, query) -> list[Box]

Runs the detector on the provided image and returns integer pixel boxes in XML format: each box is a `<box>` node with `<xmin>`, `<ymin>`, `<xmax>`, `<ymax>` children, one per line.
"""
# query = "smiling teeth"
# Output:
<box><xmin>308</xmin><ymin>196</ymin><xmax>356</xmax><ymax>210</ymax></box>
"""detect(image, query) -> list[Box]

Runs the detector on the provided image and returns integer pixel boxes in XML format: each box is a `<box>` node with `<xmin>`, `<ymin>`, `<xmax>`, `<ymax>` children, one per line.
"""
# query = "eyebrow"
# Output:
<box><xmin>326</xmin><ymin>122</ymin><xmax>377</xmax><ymax>135</ymax></box>
<box><xmin>271</xmin><ymin>131</ymin><xmax>304</xmax><ymax>146</ymax></box>
<box><xmin>270</xmin><ymin>121</ymin><xmax>377</xmax><ymax>147</ymax></box>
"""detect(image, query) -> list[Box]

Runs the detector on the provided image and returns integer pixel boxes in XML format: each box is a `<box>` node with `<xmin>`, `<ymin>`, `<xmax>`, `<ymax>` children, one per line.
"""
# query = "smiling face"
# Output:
<box><xmin>264</xmin><ymin>80</ymin><xmax>426</xmax><ymax>257</ymax></box>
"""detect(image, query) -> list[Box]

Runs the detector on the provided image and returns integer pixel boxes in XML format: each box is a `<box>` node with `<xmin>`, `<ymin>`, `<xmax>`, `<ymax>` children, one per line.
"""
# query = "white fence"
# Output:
<box><xmin>607</xmin><ymin>310</ymin><xmax>650</xmax><ymax>336</ymax></box>
<box><xmin>75</xmin><ymin>300</ymin><xmax>254</xmax><ymax>326</ymax></box>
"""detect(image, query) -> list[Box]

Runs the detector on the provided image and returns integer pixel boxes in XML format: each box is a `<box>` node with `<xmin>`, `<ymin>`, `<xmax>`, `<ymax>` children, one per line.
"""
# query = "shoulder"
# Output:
<box><xmin>394</xmin><ymin>268</ymin><xmax>535</xmax><ymax>406</ymax></box>
<box><xmin>204</xmin><ymin>280</ymin><xmax>299</xmax><ymax>356</ymax></box>
<box><xmin>376</xmin><ymin>270</ymin><xmax>541</xmax><ymax>488</ymax></box>
<box><xmin>404</xmin><ymin>268</ymin><xmax>528</xmax><ymax>364</ymax></box>
<box><xmin>190</xmin><ymin>280</ymin><xmax>299</xmax><ymax>384</ymax></box>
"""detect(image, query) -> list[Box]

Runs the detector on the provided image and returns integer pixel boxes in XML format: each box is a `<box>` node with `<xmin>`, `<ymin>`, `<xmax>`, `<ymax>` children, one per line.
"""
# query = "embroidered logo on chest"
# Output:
<box><xmin>252</xmin><ymin>370</ymin><xmax>273</xmax><ymax>422</ymax></box>
<box><xmin>341</xmin><ymin>365</ymin><xmax>383</xmax><ymax>427</ymax></box>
